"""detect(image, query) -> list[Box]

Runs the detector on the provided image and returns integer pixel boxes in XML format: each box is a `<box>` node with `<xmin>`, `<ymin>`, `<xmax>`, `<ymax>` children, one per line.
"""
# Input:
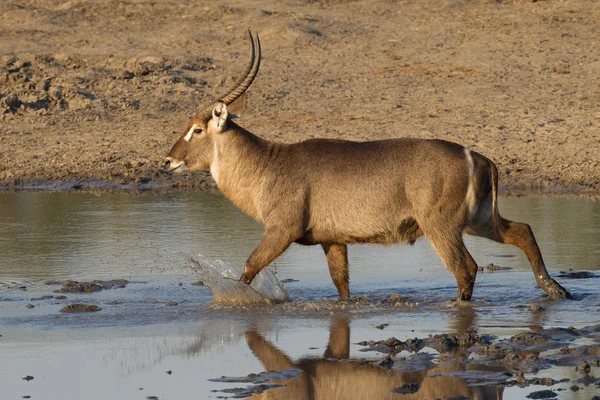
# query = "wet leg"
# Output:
<box><xmin>428</xmin><ymin>232</ymin><xmax>477</xmax><ymax>301</ymax></box>
<box><xmin>498</xmin><ymin>218</ymin><xmax>571</xmax><ymax>299</ymax></box>
<box><xmin>240</xmin><ymin>228</ymin><xmax>295</xmax><ymax>284</ymax></box>
<box><xmin>322</xmin><ymin>243</ymin><xmax>350</xmax><ymax>299</ymax></box>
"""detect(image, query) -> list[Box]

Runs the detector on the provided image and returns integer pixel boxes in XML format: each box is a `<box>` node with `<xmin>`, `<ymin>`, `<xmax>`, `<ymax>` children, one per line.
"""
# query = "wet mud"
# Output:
<box><xmin>59</xmin><ymin>304</ymin><xmax>102</xmax><ymax>313</ymax></box>
<box><xmin>208</xmin><ymin>320</ymin><xmax>600</xmax><ymax>399</ymax></box>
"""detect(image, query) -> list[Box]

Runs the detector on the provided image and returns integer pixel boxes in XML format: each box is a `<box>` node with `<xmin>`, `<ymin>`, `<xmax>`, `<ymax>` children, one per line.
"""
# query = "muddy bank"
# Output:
<box><xmin>1</xmin><ymin>0</ymin><xmax>599</xmax><ymax>196</ymax></box>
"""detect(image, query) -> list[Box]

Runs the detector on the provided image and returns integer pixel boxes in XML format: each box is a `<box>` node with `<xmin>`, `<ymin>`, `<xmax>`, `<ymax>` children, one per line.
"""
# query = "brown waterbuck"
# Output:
<box><xmin>164</xmin><ymin>31</ymin><xmax>571</xmax><ymax>301</ymax></box>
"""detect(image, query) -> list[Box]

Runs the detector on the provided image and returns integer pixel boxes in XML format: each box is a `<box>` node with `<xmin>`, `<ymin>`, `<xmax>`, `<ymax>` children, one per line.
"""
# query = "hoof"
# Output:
<box><xmin>239</xmin><ymin>273</ymin><xmax>252</xmax><ymax>285</ymax></box>
<box><xmin>545</xmin><ymin>279</ymin><xmax>572</xmax><ymax>300</ymax></box>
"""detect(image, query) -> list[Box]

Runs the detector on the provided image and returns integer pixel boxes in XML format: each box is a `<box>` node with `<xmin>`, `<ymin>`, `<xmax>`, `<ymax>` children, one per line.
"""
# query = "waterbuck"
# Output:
<box><xmin>164</xmin><ymin>31</ymin><xmax>571</xmax><ymax>301</ymax></box>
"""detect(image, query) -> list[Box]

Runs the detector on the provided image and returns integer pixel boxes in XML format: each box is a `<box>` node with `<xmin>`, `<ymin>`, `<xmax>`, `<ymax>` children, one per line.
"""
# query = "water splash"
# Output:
<box><xmin>189</xmin><ymin>255</ymin><xmax>289</xmax><ymax>305</ymax></box>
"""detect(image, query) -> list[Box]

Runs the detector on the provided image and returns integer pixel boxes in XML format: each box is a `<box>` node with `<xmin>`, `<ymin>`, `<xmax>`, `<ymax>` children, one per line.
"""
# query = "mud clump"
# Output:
<box><xmin>358</xmin><ymin>336</ymin><xmax>426</xmax><ymax>355</ymax></box>
<box><xmin>556</xmin><ymin>271</ymin><xmax>598</xmax><ymax>279</ymax></box>
<box><xmin>577</xmin><ymin>360</ymin><xmax>591</xmax><ymax>374</ymax></box>
<box><xmin>59</xmin><ymin>304</ymin><xmax>101</xmax><ymax>313</ymax></box>
<box><xmin>503</xmin><ymin>351</ymin><xmax>546</xmax><ymax>373</ymax></box>
<box><xmin>483</xmin><ymin>263</ymin><xmax>512</xmax><ymax>272</ymax></box>
<box><xmin>30</xmin><ymin>295</ymin><xmax>54</xmax><ymax>301</ymax></box>
<box><xmin>378</xmin><ymin>355</ymin><xmax>394</xmax><ymax>368</ymax></box>
<box><xmin>211</xmin><ymin>384</ymin><xmax>286</xmax><ymax>397</ymax></box>
<box><xmin>546</xmin><ymin>345</ymin><xmax>600</xmax><ymax>366</ymax></box>
<box><xmin>525</xmin><ymin>389</ymin><xmax>557</xmax><ymax>399</ymax></box>
<box><xmin>509</xmin><ymin>331</ymin><xmax>549</xmax><ymax>346</ymax></box>
<box><xmin>53</xmin><ymin>279</ymin><xmax>128</xmax><ymax>293</ymax></box>
<box><xmin>359</xmin><ymin>332</ymin><xmax>488</xmax><ymax>355</ymax></box>
<box><xmin>473</xmin><ymin>343</ymin><xmax>508</xmax><ymax>359</ymax></box>
<box><xmin>391</xmin><ymin>383</ymin><xmax>419</xmax><ymax>394</ymax></box>
<box><xmin>508</xmin><ymin>327</ymin><xmax>582</xmax><ymax>348</ymax></box>
<box><xmin>425</xmin><ymin>333</ymin><xmax>489</xmax><ymax>353</ymax></box>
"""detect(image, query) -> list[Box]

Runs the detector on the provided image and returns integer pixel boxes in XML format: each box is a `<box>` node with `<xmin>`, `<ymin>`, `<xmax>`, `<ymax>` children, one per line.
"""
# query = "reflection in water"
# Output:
<box><xmin>240</xmin><ymin>318</ymin><xmax>503</xmax><ymax>400</ymax></box>
<box><xmin>447</xmin><ymin>306</ymin><xmax>478</xmax><ymax>335</ymax></box>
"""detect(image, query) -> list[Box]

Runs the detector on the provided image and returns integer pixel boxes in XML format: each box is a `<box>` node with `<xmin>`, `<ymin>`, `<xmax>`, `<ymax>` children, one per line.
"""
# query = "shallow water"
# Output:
<box><xmin>0</xmin><ymin>192</ymin><xmax>599</xmax><ymax>399</ymax></box>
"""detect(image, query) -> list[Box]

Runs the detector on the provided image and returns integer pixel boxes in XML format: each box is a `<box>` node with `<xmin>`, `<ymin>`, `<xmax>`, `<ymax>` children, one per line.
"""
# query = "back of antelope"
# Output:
<box><xmin>164</xmin><ymin>31</ymin><xmax>571</xmax><ymax>301</ymax></box>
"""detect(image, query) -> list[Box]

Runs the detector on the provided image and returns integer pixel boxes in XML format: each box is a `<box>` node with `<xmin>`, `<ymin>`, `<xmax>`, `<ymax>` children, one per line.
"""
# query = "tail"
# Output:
<box><xmin>489</xmin><ymin>161</ymin><xmax>504</xmax><ymax>238</ymax></box>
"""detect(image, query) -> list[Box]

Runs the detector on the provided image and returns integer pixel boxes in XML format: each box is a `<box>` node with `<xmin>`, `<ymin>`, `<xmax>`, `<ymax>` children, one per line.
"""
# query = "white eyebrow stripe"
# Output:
<box><xmin>184</xmin><ymin>124</ymin><xmax>198</xmax><ymax>142</ymax></box>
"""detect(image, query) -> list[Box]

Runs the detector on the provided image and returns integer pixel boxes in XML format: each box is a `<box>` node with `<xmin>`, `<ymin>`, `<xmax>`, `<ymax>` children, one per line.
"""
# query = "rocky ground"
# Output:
<box><xmin>0</xmin><ymin>0</ymin><xmax>598</xmax><ymax>195</ymax></box>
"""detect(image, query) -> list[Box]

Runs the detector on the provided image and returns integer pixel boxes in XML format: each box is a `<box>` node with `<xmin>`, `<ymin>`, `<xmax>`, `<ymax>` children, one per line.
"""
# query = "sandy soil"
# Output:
<box><xmin>0</xmin><ymin>0</ymin><xmax>598</xmax><ymax>195</ymax></box>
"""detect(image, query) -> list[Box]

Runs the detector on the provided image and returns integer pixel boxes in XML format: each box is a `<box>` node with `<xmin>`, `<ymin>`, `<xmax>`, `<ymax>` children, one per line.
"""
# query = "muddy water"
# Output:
<box><xmin>0</xmin><ymin>192</ymin><xmax>599</xmax><ymax>400</ymax></box>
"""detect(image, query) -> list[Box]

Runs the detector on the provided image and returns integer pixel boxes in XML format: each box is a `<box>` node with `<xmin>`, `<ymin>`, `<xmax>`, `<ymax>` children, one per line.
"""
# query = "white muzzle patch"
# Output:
<box><xmin>166</xmin><ymin>157</ymin><xmax>186</xmax><ymax>173</ymax></box>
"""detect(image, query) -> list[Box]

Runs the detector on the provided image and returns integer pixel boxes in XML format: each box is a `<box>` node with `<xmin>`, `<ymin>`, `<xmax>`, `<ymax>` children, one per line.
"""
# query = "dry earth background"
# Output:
<box><xmin>0</xmin><ymin>0</ymin><xmax>598</xmax><ymax>195</ymax></box>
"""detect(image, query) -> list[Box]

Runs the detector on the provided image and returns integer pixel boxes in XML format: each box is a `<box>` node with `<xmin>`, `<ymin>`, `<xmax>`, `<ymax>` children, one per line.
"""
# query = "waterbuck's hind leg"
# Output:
<box><xmin>240</xmin><ymin>228</ymin><xmax>296</xmax><ymax>285</ymax></box>
<box><xmin>427</xmin><ymin>231</ymin><xmax>479</xmax><ymax>301</ymax></box>
<box><xmin>497</xmin><ymin>218</ymin><xmax>571</xmax><ymax>299</ymax></box>
<box><xmin>464</xmin><ymin>156</ymin><xmax>571</xmax><ymax>299</ymax></box>
<box><xmin>322</xmin><ymin>243</ymin><xmax>350</xmax><ymax>300</ymax></box>
<box><xmin>465</xmin><ymin>215</ymin><xmax>571</xmax><ymax>299</ymax></box>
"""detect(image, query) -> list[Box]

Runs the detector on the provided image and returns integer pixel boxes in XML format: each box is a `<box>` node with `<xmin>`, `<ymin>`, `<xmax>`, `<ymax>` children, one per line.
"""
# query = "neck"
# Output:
<box><xmin>212</xmin><ymin>123</ymin><xmax>276</xmax><ymax>222</ymax></box>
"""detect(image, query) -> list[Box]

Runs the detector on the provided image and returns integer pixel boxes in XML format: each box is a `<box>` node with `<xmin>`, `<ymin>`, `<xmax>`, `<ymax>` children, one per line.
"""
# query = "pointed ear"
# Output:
<box><xmin>211</xmin><ymin>102</ymin><xmax>228</xmax><ymax>132</ymax></box>
<box><xmin>227</xmin><ymin>92</ymin><xmax>247</xmax><ymax>119</ymax></box>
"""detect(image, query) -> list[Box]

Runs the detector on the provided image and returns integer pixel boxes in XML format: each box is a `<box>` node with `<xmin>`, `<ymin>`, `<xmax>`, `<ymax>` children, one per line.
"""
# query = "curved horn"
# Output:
<box><xmin>197</xmin><ymin>30</ymin><xmax>261</xmax><ymax>121</ymax></box>
<box><xmin>220</xmin><ymin>33</ymin><xmax>261</xmax><ymax>105</ymax></box>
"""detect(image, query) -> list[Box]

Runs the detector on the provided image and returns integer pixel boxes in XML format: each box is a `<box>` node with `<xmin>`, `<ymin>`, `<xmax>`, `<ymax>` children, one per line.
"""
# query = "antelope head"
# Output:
<box><xmin>163</xmin><ymin>30</ymin><xmax>261</xmax><ymax>173</ymax></box>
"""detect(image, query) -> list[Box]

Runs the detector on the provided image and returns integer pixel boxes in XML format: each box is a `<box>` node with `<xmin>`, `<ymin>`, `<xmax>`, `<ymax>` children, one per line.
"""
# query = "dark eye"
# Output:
<box><xmin>193</xmin><ymin>127</ymin><xmax>203</xmax><ymax>135</ymax></box>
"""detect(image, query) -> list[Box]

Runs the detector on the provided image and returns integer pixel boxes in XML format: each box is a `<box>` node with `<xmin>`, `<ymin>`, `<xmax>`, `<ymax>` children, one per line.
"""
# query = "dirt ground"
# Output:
<box><xmin>0</xmin><ymin>0</ymin><xmax>598</xmax><ymax>195</ymax></box>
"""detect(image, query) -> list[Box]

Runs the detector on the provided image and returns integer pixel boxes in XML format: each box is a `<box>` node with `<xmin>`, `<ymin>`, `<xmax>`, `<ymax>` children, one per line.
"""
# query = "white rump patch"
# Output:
<box><xmin>184</xmin><ymin>124</ymin><xmax>198</xmax><ymax>142</ymax></box>
<box><xmin>464</xmin><ymin>149</ymin><xmax>478</xmax><ymax>218</ymax></box>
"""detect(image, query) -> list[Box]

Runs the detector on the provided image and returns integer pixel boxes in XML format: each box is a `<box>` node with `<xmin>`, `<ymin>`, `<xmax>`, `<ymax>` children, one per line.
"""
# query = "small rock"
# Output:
<box><xmin>569</xmin><ymin>385</ymin><xmax>579</xmax><ymax>392</ymax></box>
<box><xmin>165</xmin><ymin>301</ymin><xmax>178</xmax><ymax>306</ymax></box>
<box><xmin>26</xmin><ymin>303</ymin><xmax>34</xmax><ymax>309</ymax></box>
<box><xmin>529</xmin><ymin>305</ymin><xmax>544</xmax><ymax>312</ymax></box>
<box><xmin>166</xmin><ymin>370</ymin><xmax>172</xmax><ymax>375</ymax></box>
<box><xmin>54</xmin><ymin>295</ymin><xmax>67</xmax><ymax>300</ymax></box>
<box><xmin>121</xmin><ymin>70</ymin><xmax>134</xmax><ymax>79</ymax></box>
<box><xmin>36</xmin><ymin>78</ymin><xmax>51</xmax><ymax>92</ymax></box>
<box><xmin>4</xmin><ymin>94</ymin><xmax>22</xmax><ymax>109</ymax></box>
<box><xmin>22</xmin><ymin>375</ymin><xmax>34</xmax><ymax>381</ymax></box>
<box><xmin>375</xmin><ymin>323</ymin><xmax>389</xmax><ymax>330</ymax></box>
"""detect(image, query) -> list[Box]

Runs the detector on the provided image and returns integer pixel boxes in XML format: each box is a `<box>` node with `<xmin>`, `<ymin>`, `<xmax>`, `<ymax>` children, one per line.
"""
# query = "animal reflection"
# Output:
<box><xmin>245</xmin><ymin>318</ymin><xmax>503</xmax><ymax>400</ymax></box>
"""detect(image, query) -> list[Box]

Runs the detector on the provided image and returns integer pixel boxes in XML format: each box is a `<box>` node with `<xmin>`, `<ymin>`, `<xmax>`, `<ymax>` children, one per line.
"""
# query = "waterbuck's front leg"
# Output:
<box><xmin>240</xmin><ymin>227</ymin><xmax>298</xmax><ymax>285</ymax></box>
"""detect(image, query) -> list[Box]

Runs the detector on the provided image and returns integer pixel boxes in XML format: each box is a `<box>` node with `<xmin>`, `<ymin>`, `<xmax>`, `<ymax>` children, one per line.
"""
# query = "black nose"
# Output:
<box><xmin>163</xmin><ymin>159</ymin><xmax>171</xmax><ymax>168</ymax></box>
